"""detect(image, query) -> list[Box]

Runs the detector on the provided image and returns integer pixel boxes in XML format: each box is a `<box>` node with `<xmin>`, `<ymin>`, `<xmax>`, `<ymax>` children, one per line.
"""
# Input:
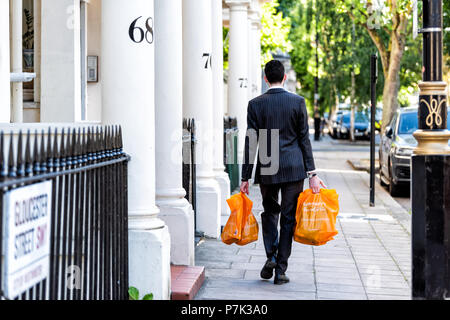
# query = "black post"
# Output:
<box><xmin>370</xmin><ymin>54</ymin><xmax>378</xmax><ymax>207</ymax></box>
<box><xmin>412</xmin><ymin>0</ymin><xmax>450</xmax><ymax>300</ymax></box>
<box><xmin>313</xmin><ymin>0</ymin><xmax>320</xmax><ymax>141</ymax></box>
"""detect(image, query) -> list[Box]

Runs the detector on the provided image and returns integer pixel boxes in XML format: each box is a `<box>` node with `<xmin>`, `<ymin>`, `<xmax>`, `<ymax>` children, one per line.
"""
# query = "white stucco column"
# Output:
<box><xmin>249</xmin><ymin>5</ymin><xmax>262</xmax><ymax>99</ymax></box>
<box><xmin>40</xmin><ymin>0</ymin><xmax>81</xmax><ymax>122</ymax></box>
<box><xmin>101</xmin><ymin>0</ymin><xmax>171</xmax><ymax>300</ymax></box>
<box><xmin>155</xmin><ymin>0</ymin><xmax>195</xmax><ymax>266</ymax></box>
<box><xmin>33</xmin><ymin>0</ymin><xmax>41</xmax><ymax>104</ymax></box>
<box><xmin>10</xmin><ymin>0</ymin><xmax>23</xmax><ymax>123</ymax></box>
<box><xmin>183</xmin><ymin>0</ymin><xmax>221</xmax><ymax>238</ymax></box>
<box><xmin>247</xmin><ymin>9</ymin><xmax>253</xmax><ymax>101</ymax></box>
<box><xmin>0</xmin><ymin>0</ymin><xmax>10</xmax><ymax>122</ymax></box>
<box><xmin>212</xmin><ymin>0</ymin><xmax>231</xmax><ymax>220</ymax></box>
<box><xmin>225</xmin><ymin>0</ymin><xmax>250</xmax><ymax>169</ymax></box>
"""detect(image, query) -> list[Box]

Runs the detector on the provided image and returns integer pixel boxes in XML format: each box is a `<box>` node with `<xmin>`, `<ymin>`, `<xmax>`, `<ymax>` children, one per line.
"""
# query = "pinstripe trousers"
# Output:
<box><xmin>259</xmin><ymin>180</ymin><xmax>304</xmax><ymax>275</ymax></box>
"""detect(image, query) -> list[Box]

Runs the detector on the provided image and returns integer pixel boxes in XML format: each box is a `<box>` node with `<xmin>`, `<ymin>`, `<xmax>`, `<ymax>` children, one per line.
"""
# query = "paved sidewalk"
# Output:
<box><xmin>194</xmin><ymin>135</ymin><xmax>412</xmax><ymax>300</ymax></box>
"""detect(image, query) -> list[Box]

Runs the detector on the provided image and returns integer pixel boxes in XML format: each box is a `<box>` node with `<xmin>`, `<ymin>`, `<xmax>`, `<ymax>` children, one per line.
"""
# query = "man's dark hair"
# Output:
<box><xmin>264</xmin><ymin>60</ymin><xmax>285</xmax><ymax>84</ymax></box>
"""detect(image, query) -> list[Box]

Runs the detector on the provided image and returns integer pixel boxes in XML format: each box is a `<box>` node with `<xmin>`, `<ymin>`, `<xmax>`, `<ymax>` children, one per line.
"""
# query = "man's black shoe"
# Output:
<box><xmin>274</xmin><ymin>273</ymin><xmax>290</xmax><ymax>285</ymax></box>
<box><xmin>260</xmin><ymin>258</ymin><xmax>277</xmax><ymax>280</ymax></box>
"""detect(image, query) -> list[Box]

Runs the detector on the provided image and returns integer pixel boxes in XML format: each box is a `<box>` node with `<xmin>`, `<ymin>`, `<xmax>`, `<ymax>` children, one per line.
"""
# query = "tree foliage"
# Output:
<box><xmin>278</xmin><ymin>0</ymin><xmax>421</xmax><ymax>126</ymax></box>
<box><xmin>260</xmin><ymin>1</ymin><xmax>293</xmax><ymax>66</ymax></box>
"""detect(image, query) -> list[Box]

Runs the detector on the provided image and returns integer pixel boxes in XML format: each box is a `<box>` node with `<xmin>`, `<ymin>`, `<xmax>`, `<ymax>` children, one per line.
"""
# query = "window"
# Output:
<box><xmin>398</xmin><ymin>112</ymin><xmax>417</xmax><ymax>134</ymax></box>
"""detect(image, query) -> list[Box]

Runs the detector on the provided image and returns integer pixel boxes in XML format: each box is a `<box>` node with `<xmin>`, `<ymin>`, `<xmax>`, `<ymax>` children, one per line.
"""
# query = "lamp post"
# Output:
<box><xmin>411</xmin><ymin>0</ymin><xmax>450</xmax><ymax>300</ymax></box>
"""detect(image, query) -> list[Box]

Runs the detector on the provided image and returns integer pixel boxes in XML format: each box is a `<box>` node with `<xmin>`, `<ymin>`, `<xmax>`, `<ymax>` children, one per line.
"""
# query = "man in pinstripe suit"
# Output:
<box><xmin>240</xmin><ymin>60</ymin><xmax>326</xmax><ymax>285</ymax></box>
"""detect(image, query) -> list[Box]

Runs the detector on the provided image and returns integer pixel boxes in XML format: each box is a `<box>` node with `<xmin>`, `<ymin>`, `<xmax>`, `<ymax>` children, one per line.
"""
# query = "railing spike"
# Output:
<box><xmin>17</xmin><ymin>130</ymin><xmax>24</xmax><ymax>177</ymax></box>
<box><xmin>40</xmin><ymin>129</ymin><xmax>47</xmax><ymax>173</ymax></box>
<box><xmin>66</xmin><ymin>127</ymin><xmax>73</xmax><ymax>167</ymax></box>
<box><xmin>47</xmin><ymin>127</ymin><xmax>52</xmax><ymax>161</ymax></box>
<box><xmin>114</xmin><ymin>125</ymin><xmax>119</xmax><ymax>156</ymax></box>
<box><xmin>87</xmin><ymin>127</ymin><xmax>92</xmax><ymax>163</ymax></box>
<box><xmin>72</xmin><ymin>128</ymin><xmax>77</xmax><ymax>159</ymax></box>
<box><xmin>0</xmin><ymin>131</ymin><xmax>5</xmax><ymax>179</ymax></box>
<box><xmin>111</xmin><ymin>126</ymin><xmax>116</xmax><ymax>151</ymax></box>
<box><xmin>93</xmin><ymin>126</ymin><xmax>99</xmax><ymax>160</ymax></box>
<box><xmin>53</xmin><ymin>127</ymin><xmax>60</xmax><ymax>169</ymax></box>
<box><xmin>8</xmin><ymin>131</ymin><xmax>16</xmax><ymax>178</ymax></box>
<box><xmin>106</xmin><ymin>126</ymin><xmax>111</xmax><ymax>157</ymax></box>
<box><xmin>118</xmin><ymin>125</ymin><xmax>123</xmax><ymax>150</ymax></box>
<box><xmin>25</xmin><ymin>130</ymin><xmax>32</xmax><ymax>176</ymax></box>
<box><xmin>81</xmin><ymin>127</ymin><xmax>87</xmax><ymax>164</ymax></box>
<box><xmin>33</xmin><ymin>130</ymin><xmax>40</xmax><ymax>174</ymax></box>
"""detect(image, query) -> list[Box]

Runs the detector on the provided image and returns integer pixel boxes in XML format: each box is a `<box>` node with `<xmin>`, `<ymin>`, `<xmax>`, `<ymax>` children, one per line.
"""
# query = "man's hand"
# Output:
<box><xmin>309</xmin><ymin>175</ymin><xmax>327</xmax><ymax>194</ymax></box>
<box><xmin>240</xmin><ymin>181</ymin><xmax>249</xmax><ymax>195</ymax></box>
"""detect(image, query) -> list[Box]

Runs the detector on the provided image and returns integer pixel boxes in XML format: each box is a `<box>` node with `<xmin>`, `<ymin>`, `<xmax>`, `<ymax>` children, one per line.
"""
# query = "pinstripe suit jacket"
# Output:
<box><xmin>241</xmin><ymin>88</ymin><xmax>315</xmax><ymax>185</ymax></box>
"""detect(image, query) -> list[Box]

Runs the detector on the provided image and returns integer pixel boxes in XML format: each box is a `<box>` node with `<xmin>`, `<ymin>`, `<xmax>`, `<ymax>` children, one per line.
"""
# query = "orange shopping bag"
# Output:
<box><xmin>294</xmin><ymin>189</ymin><xmax>339</xmax><ymax>246</ymax></box>
<box><xmin>221</xmin><ymin>192</ymin><xmax>259</xmax><ymax>246</ymax></box>
<box><xmin>237</xmin><ymin>193</ymin><xmax>259</xmax><ymax>246</ymax></box>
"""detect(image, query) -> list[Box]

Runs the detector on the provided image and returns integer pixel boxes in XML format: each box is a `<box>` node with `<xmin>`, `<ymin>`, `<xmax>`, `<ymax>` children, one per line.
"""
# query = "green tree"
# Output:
<box><xmin>285</xmin><ymin>0</ymin><xmax>385</xmax><ymax>116</ymax></box>
<box><xmin>280</xmin><ymin>0</ymin><xmax>421</xmax><ymax>128</ymax></box>
<box><xmin>260</xmin><ymin>1</ymin><xmax>293</xmax><ymax>65</ymax></box>
<box><xmin>336</xmin><ymin>0</ymin><xmax>416</xmax><ymax>132</ymax></box>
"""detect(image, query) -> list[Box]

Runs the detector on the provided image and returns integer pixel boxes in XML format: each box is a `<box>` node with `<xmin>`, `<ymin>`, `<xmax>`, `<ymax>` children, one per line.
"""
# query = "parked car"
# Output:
<box><xmin>363</xmin><ymin>107</ymin><xmax>383</xmax><ymax>132</ymax></box>
<box><xmin>379</xmin><ymin>106</ymin><xmax>450</xmax><ymax>196</ymax></box>
<box><xmin>327</xmin><ymin>111</ymin><xmax>344</xmax><ymax>138</ymax></box>
<box><xmin>336</xmin><ymin>111</ymin><xmax>370</xmax><ymax>140</ymax></box>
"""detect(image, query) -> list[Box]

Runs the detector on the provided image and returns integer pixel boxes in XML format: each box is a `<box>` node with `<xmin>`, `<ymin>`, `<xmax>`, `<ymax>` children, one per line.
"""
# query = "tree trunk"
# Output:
<box><xmin>381</xmin><ymin>33</ymin><xmax>405</xmax><ymax>133</ymax></box>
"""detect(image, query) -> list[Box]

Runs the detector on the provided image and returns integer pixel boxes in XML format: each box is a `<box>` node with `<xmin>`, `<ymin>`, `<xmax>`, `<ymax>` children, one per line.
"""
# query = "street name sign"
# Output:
<box><xmin>2</xmin><ymin>181</ymin><xmax>52</xmax><ymax>299</ymax></box>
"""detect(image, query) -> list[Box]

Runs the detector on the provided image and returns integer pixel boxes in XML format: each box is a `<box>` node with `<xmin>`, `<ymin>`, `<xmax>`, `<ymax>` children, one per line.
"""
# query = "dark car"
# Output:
<box><xmin>336</xmin><ymin>112</ymin><xmax>370</xmax><ymax>139</ymax></box>
<box><xmin>379</xmin><ymin>107</ymin><xmax>450</xmax><ymax>196</ymax></box>
<box><xmin>363</xmin><ymin>107</ymin><xmax>383</xmax><ymax>132</ymax></box>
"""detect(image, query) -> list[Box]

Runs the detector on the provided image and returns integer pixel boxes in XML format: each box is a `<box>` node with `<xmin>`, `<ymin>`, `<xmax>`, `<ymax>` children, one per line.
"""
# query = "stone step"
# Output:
<box><xmin>170</xmin><ymin>265</ymin><xmax>205</xmax><ymax>300</ymax></box>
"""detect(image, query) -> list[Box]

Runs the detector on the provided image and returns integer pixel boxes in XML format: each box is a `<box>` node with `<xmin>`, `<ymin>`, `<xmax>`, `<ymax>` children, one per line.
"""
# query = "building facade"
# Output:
<box><xmin>0</xmin><ymin>0</ymin><xmax>267</xmax><ymax>299</ymax></box>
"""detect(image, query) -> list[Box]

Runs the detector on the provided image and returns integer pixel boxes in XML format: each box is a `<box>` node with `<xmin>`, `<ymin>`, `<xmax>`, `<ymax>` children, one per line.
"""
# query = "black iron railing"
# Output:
<box><xmin>182</xmin><ymin>119</ymin><xmax>198</xmax><ymax>237</ymax></box>
<box><xmin>224</xmin><ymin>117</ymin><xmax>239</xmax><ymax>192</ymax></box>
<box><xmin>0</xmin><ymin>126</ymin><xmax>129</xmax><ymax>300</ymax></box>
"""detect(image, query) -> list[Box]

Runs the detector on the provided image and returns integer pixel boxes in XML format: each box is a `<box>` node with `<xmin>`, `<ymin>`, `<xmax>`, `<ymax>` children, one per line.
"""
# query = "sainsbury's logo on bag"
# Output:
<box><xmin>302</xmin><ymin>202</ymin><xmax>327</xmax><ymax>213</ymax></box>
<box><xmin>294</xmin><ymin>189</ymin><xmax>339</xmax><ymax>246</ymax></box>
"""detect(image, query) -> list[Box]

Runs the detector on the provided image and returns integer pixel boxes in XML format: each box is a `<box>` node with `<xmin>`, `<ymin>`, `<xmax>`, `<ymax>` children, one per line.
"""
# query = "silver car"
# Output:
<box><xmin>379</xmin><ymin>106</ymin><xmax>450</xmax><ymax>196</ymax></box>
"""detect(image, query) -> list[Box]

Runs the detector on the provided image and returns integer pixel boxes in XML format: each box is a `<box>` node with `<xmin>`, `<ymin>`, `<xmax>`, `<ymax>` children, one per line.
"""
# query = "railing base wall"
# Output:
<box><xmin>157</xmin><ymin>199</ymin><xmax>195</xmax><ymax>266</ymax></box>
<box><xmin>128</xmin><ymin>226</ymin><xmax>171</xmax><ymax>300</ymax></box>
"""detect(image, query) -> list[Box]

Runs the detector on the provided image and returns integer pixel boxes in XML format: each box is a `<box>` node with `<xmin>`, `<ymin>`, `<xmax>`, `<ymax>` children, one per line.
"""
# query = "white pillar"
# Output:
<box><xmin>33</xmin><ymin>0</ymin><xmax>41</xmax><ymax>104</ymax></box>
<box><xmin>0</xmin><ymin>0</ymin><xmax>11</xmax><ymax>122</ymax></box>
<box><xmin>41</xmin><ymin>0</ymin><xmax>81</xmax><ymax>122</ymax></box>
<box><xmin>10</xmin><ymin>0</ymin><xmax>23</xmax><ymax>123</ymax></box>
<box><xmin>249</xmin><ymin>5</ymin><xmax>262</xmax><ymax>98</ymax></box>
<box><xmin>247</xmin><ymin>9</ymin><xmax>253</xmax><ymax>101</ymax></box>
<box><xmin>253</xmin><ymin>20</ymin><xmax>262</xmax><ymax>96</ymax></box>
<box><xmin>183</xmin><ymin>0</ymin><xmax>221</xmax><ymax>238</ymax></box>
<box><xmin>212</xmin><ymin>0</ymin><xmax>231</xmax><ymax>220</ymax></box>
<box><xmin>155</xmin><ymin>0</ymin><xmax>195</xmax><ymax>266</ymax></box>
<box><xmin>101</xmin><ymin>0</ymin><xmax>171</xmax><ymax>300</ymax></box>
<box><xmin>226</xmin><ymin>0</ymin><xmax>250</xmax><ymax>168</ymax></box>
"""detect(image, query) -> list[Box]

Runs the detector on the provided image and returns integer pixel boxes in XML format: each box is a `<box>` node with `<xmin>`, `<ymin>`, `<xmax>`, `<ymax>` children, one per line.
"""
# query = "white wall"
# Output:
<box><xmin>86</xmin><ymin>0</ymin><xmax>102</xmax><ymax>122</ymax></box>
<box><xmin>40</xmin><ymin>0</ymin><xmax>81</xmax><ymax>122</ymax></box>
<box><xmin>0</xmin><ymin>0</ymin><xmax>11</xmax><ymax>122</ymax></box>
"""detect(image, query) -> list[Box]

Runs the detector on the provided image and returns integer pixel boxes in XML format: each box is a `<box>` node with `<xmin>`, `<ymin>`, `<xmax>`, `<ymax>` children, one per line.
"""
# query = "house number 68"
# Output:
<box><xmin>129</xmin><ymin>16</ymin><xmax>154</xmax><ymax>44</ymax></box>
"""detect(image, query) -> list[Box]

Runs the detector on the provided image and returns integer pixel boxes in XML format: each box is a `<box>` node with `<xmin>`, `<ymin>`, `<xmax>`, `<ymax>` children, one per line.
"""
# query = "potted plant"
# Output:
<box><xmin>23</xmin><ymin>8</ymin><xmax>34</xmax><ymax>70</ymax></box>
